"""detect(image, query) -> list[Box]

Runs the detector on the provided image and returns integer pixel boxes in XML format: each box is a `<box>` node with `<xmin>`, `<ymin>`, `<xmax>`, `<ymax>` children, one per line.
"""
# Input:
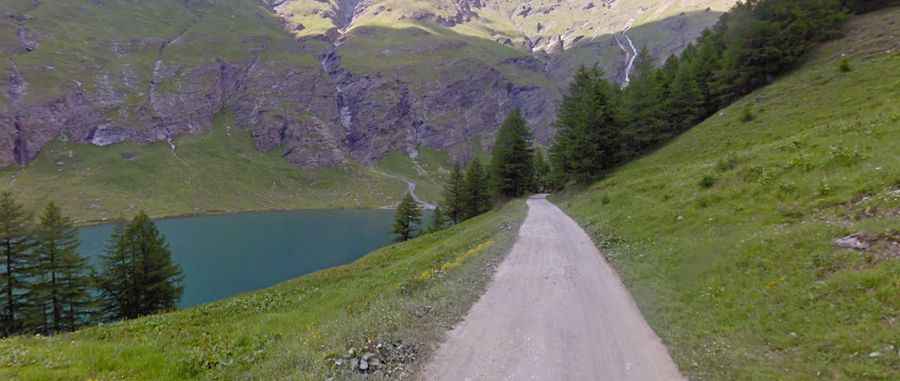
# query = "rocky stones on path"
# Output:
<box><xmin>337</xmin><ymin>340</ymin><xmax>417</xmax><ymax>376</ymax></box>
<box><xmin>834</xmin><ymin>233</ymin><xmax>870</xmax><ymax>250</ymax></box>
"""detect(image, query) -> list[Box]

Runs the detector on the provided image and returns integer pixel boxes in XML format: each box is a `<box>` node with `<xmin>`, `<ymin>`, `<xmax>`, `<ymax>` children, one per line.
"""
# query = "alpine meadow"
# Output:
<box><xmin>1</xmin><ymin>1</ymin><xmax>898</xmax><ymax>380</ymax></box>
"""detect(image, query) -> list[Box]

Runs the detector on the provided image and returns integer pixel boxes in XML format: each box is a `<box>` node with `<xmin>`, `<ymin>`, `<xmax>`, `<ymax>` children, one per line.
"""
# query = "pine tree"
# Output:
<box><xmin>95</xmin><ymin>223</ymin><xmax>132</xmax><ymax>320</ymax></box>
<box><xmin>427</xmin><ymin>206</ymin><xmax>449</xmax><ymax>233</ymax></box>
<box><xmin>0</xmin><ymin>192</ymin><xmax>33</xmax><ymax>336</ymax></box>
<box><xmin>532</xmin><ymin>149</ymin><xmax>551</xmax><ymax>192</ymax></box>
<box><xmin>57</xmin><ymin>246</ymin><xmax>94</xmax><ymax>332</ymax></box>
<box><xmin>550</xmin><ymin>66</ymin><xmax>623</xmax><ymax>183</ymax></box>
<box><xmin>666</xmin><ymin>56</ymin><xmax>705</xmax><ymax>134</ymax></box>
<box><xmin>622</xmin><ymin>46</ymin><xmax>667</xmax><ymax>154</ymax></box>
<box><xmin>25</xmin><ymin>202</ymin><xmax>91</xmax><ymax>334</ymax></box>
<box><xmin>490</xmin><ymin>109</ymin><xmax>535</xmax><ymax>198</ymax></box>
<box><xmin>442</xmin><ymin>163</ymin><xmax>466</xmax><ymax>224</ymax></box>
<box><xmin>97</xmin><ymin>212</ymin><xmax>183</xmax><ymax>320</ymax></box>
<box><xmin>393</xmin><ymin>193</ymin><xmax>422</xmax><ymax>242</ymax></box>
<box><xmin>462</xmin><ymin>158</ymin><xmax>491</xmax><ymax>219</ymax></box>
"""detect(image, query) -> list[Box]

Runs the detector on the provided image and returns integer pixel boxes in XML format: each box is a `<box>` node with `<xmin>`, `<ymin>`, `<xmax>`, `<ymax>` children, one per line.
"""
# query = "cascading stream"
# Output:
<box><xmin>614</xmin><ymin>18</ymin><xmax>638</xmax><ymax>87</ymax></box>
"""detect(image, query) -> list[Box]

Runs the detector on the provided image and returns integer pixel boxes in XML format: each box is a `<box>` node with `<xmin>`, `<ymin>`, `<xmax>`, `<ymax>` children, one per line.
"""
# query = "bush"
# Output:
<box><xmin>740</xmin><ymin>105</ymin><xmax>755</xmax><ymax>123</ymax></box>
<box><xmin>600</xmin><ymin>194</ymin><xmax>611</xmax><ymax>205</ymax></box>
<box><xmin>699</xmin><ymin>175</ymin><xmax>718</xmax><ymax>189</ymax></box>
<box><xmin>839</xmin><ymin>58</ymin><xmax>852</xmax><ymax>73</ymax></box>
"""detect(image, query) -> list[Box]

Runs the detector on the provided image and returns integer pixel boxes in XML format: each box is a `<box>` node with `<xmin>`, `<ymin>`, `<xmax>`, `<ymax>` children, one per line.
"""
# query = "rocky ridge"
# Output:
<box><xmin>0</xmin><ymin>0</ymin><xmax>732</xmax><ymax>169</ymax></box>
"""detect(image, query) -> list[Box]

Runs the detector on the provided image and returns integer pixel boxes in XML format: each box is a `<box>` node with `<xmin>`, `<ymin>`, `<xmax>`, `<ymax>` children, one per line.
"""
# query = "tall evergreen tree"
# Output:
<box><xmin>25</xmin><ymin>202</ymin><xmax>91</xmax><ymax>334</ymax></box>
<box><xmin>490</xmin><ymin>109</ymin><xmax>535</xmax><ymax>198</ymax></box>
<box><xmin>0</xmin><ymin>192</ymin><xmax>32</xmax><ymax>336</ymax></box>
<box><xmin>95</xmin><ymin>224</ymin><xmax>132</xmax><ymax>320</ymax></box>
<box><xmin>666</xmin><ymin>53</ymin><xmax>706</xmax><ymax>134</ymax></box>
<box><xmin>532</xmin><ymin>149</ymin><xmax>551</xmax><ymax>193</ymax></box>
<box><xmin>442</xmin><ymin>163</ymin><xmax>466</xmax><ymax>224</ymax></box>
<box><xmin>622</xmin><ymin>46</ymin><xmax>667</xmax><ymax>154</ymax></box>
<box><xmin>427</xmin><ymin>206</ymin><xmax>449</xmax><ymax>233</ymax></box>
<box><xmin>550</xmin><ymin>66</ymin><xmax>623</xmax><ymax>183</ymax></box>
<box><xmin>56</xmin><ymin>245</ymin><xmax>94</xmax><ymax>332</ymax></box>
<box><xmin>96</xmin><ymin>212</ymin><xmax>183</xmax><ymax>320</ymax></box>
<box><xmin>393</xmin><ymin>193</ymin><xmax>422</xmax><ymax>242</ymax></box>
<box><xmin>462</xmin><ymin>158</ymin><xmax>491</xmax><ymax>219</ymax></box>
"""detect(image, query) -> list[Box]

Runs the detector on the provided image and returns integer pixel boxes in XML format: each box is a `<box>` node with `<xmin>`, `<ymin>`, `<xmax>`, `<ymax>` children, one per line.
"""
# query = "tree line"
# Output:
<box><xmin>393</xmin><ymin>109</ymin><xmax>548</xmax><ymax>241</ymax></box>
<box><xmin>388</xmin><ymin>0</ymin><xmax>888</xmax><ymax>239</ymax></box>
<box><xmin>0</xmin><ymin>192</ymin><xmax>182</xmax><ymax>337</ymax></box>
<box><xmin>550</xmin><ymin>0</ymin><xmax>870</xmax><ymax>184</ymax></box>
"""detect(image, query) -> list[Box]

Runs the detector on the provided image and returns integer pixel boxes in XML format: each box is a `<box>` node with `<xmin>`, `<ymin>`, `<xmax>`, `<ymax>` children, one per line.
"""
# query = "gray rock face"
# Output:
<box><xmin>0</xmin><ymin>0</ymin><xmax>722</xmax><ymax>169</ymax></box>
<box><xmin>0</xmin><ymin>49</ymin><xmax>554</xmax><ymax>169</ymax></box>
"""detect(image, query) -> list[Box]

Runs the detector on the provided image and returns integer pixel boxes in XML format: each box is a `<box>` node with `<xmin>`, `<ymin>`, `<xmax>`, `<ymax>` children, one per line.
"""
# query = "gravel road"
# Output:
<box><xmin>422</xmin><ymin>195</ymin><xmax>684</xmax><ymax>380</ymax></box>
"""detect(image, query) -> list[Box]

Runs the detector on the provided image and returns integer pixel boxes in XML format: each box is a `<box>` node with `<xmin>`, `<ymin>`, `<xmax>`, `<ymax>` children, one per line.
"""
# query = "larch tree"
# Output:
<box><xmin>427</xmin><ymin>206</ymin><xmax>449</xmax><ymax>233</ymax></box>
<box><xmin>490</xmin><ymin>109</ymin><xmax>535</xmax><ymax>198</ymax></box>
<box><xmin>462</xmin><ymin>158</ymin><xmax>491</xmax><ymax>219</ymax></box>
<box><xmin>442</xmin><ymin>163</ymin><xmax>466</xmax><ymax>224</ymax></box>
<box><xmin>393</xmin><ymin>193</ymin><xmax>422</xmax><ymax>242</ymax></box>
<box><xmin>0</xmin><ymin>192</ymin><xmax>33</xmax><ymax>337</ymax></box>
<box><xmin>532</xmin><ymin>149</ymin><xmax>551</xmax><ymax>193</ymax></box>
<box><xmin>96</xmin><ymin>212</ymin><xmax>183</xmax><ymax>320</ymax></box>
<box><xmin>550</xmin><ymin>65</ymin><xmax>623</xmax><ymax>184</ymax></box>
<box><xmin>26</xmin><ymin>202</ymin><xmax>91</xmax><ymax>334</ymax></box>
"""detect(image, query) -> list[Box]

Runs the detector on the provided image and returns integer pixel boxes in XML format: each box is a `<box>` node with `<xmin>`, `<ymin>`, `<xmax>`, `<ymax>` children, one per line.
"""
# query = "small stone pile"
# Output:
<box><xmin>334</xmin><ymin>340</ymin><xmax>418</xmax><ymax>377</ymax></box>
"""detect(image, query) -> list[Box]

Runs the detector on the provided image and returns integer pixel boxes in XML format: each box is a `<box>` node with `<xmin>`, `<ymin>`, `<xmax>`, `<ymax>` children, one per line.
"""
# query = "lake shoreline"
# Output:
<box><xmin>73</xmin><ymin>204</ymin><xmax>402</xmax><ymax>228</ymax></box>
<box><xmin>78</xmin><ymin>208</ymin><xmax>399</xmax><ymax>307</ymax></box>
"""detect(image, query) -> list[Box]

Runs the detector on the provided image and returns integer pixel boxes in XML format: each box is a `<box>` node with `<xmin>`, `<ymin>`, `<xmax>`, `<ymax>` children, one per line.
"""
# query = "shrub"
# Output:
<box><xmin>600</xmin><ymin>194</ymin><xmax>611</xmax><ymax>205</ymax></box>
<box><xmin>699</xmin><ymin>175</ymin><xmax>717</xmax><ymax>189</ymax></box>
<box><xmin>740</xmin><ymin>105</ymin><xmax>755</xmax><ymax>123</ymax></box>
<box><xmin>838</xmin><ymin>58</ymin><xmax>851</xmax><ymax>73</ymax></box>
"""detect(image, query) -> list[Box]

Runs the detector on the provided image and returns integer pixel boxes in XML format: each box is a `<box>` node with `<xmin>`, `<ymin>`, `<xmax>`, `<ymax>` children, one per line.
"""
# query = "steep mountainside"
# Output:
<box><xmin>1</xmin><ymin>0</ymin><xmax>732</xmax><ymax>170</ymax></box>
<box><xmin>557</xmin><ymin>6</ymin><xmax>900</xmax><ymax>379</ymax></box>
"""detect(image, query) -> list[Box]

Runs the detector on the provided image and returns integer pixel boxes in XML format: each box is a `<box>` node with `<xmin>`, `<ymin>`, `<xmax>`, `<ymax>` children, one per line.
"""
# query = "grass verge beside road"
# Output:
<box><xmin>0</xmin><ymin>200</ymin><xmax>526</xmax><ymax>380</ymax></box>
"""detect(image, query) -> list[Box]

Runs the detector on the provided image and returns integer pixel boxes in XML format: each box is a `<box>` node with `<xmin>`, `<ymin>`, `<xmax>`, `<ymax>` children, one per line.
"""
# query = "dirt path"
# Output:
<box><xmin>370</xmin><ymin>169</ymin><xmax>436</xmax><ymax>210</ymax></box>
<box><xmin>422</xmin><ymin>195</ymin><xmax>683</xmax><ymax>380</ymax></box>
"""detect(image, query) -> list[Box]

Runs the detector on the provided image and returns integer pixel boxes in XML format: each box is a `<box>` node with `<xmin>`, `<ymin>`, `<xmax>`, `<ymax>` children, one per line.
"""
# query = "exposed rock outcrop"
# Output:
<box><xmin>0</xmin><ymin>0</ymin><xmax>726</xmax><ymax>169</ymax></box>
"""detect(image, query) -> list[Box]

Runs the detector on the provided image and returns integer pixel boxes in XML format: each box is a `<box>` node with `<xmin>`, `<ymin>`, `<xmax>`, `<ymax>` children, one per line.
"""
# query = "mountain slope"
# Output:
<box><xmin>0</xmin><ymin>0</ymin><xmax>734</xmax><ymax>217</ymax></box>
<box><xmin>555</xmin><ymin>7</ymin><xmax>900</xmax><ymax>380</ymax></box>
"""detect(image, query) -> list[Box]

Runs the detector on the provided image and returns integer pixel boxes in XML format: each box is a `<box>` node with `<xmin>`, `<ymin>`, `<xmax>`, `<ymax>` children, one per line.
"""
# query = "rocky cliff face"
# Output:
<box><xmin>0</xmin><ymin>0</ymin><xmax>731</xmax><ymax>169</ymax></box>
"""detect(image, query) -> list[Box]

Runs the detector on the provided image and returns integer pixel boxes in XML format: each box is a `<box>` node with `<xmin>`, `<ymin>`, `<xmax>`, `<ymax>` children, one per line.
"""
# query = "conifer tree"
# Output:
<box><xmin>666</xmin><ymin>57</ymin><xmax>705</xmax><ymax>134</ymax></box>
<box><xmin>95</xmin><ymin>224</ymin><xmax>131</xmax><ymax>320</ymax></box>
<box><xmin>97</xmin><ymin>212</ymin><xmax>183</xmax><ymax>320</ymax></box>
<box><xmin>26</xmin><ymin>202</ymin><xmax>91</xmax><ymax>334</ymax></box>
<box><xmin>442</xmin><ymin>163</ymin><xmax>466</xmax><ymax>224</ymax></box>
<box><xmin>0</xmin><ymin>192</ymin><xmax>32</xmax><ymax>336</ymax></box>
<box><xmin>427</xmin><ymin>206</ymin><xmax>449</xmax><ymax>233</ymax></box>
<box><xmin>490</xmin><ymin>109</ymin><xmax>535</xmax><ymax>198</ymax></box>
<box><xmin>57</xmin><ymin>246</ymin><xmax>94</xmax><ymax>331</ymax></box>
<box><xmin>532</xmin><ymin>149</ymin><xmax>551</xmax><ymax>193</ymax></box>
<box><xmin>393</xmin><ymin>193</ymin><xmax>422</xmax><ymax>242</ymax></box>
<box><xmin>622</xmin><ymin>46</ymin><xmax>666</xmax><ymax>153</ymax></box>
<box><xmin>550</xmin><ymin>66</ymin><xmax>623</xmax><ymax>183</ymax></box>
<box><xmin>462</xmin><ymin>158</ymin><xmax>491</xmax><ymax>219</ymax></box>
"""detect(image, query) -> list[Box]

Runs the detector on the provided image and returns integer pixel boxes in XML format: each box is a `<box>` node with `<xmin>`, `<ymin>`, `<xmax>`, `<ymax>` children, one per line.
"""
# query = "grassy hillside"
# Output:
<box><xmin>555</xmin><ymin>7</ymin><xmax>900</xmax><ymax>380</ymax></box>
<box><xmin>0</xmin><ymin>112</ymin><xmax>413</xmax><ymax>224</ymax></box>
<box><xmin>375</xmin><ymin>148</ymin><xmax>453</xmax><ymax>204</ymax></box>
<box><xmin>0</xmin><ymin>200</ymin><xmax>526</xmax><ymax>380</ymax></box>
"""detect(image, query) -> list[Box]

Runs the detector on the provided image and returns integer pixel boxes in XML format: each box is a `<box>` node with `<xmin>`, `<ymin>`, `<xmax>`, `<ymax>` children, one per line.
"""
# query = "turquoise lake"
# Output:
<box><xmin>77</xmin><ymin>209</ymin><xmax>399</xmax><ymax>308</ymax></box>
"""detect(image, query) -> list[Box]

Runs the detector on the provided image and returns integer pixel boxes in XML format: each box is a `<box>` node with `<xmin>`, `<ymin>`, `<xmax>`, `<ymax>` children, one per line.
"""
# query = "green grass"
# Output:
<box><xmin>5</xmin><ymin>0</ymin><xmax>318</xmax><ymax>106</ymax></box>
<box><xmin>375</xmin><ymin>148</ymin><xmax>452</xmax><ymax>204</ymax></box>
<box><xmin>0</xmin><ymin>200</ymin><xmax>527</xmax><ymax>380</ymax></box>
<box><xmin>554</xmin><ymin>8</ymin><xmax>900</xmax><ymax>380</ymax></box>
<box><xmin>0</xmin><ymin>112</ymin><xmax>410</xmax><ymax>224</ymax></box>
<box><xmin>338</xmin><ymin>23</ymin><xmax>557</xmax><ymax>91</ymax></box>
